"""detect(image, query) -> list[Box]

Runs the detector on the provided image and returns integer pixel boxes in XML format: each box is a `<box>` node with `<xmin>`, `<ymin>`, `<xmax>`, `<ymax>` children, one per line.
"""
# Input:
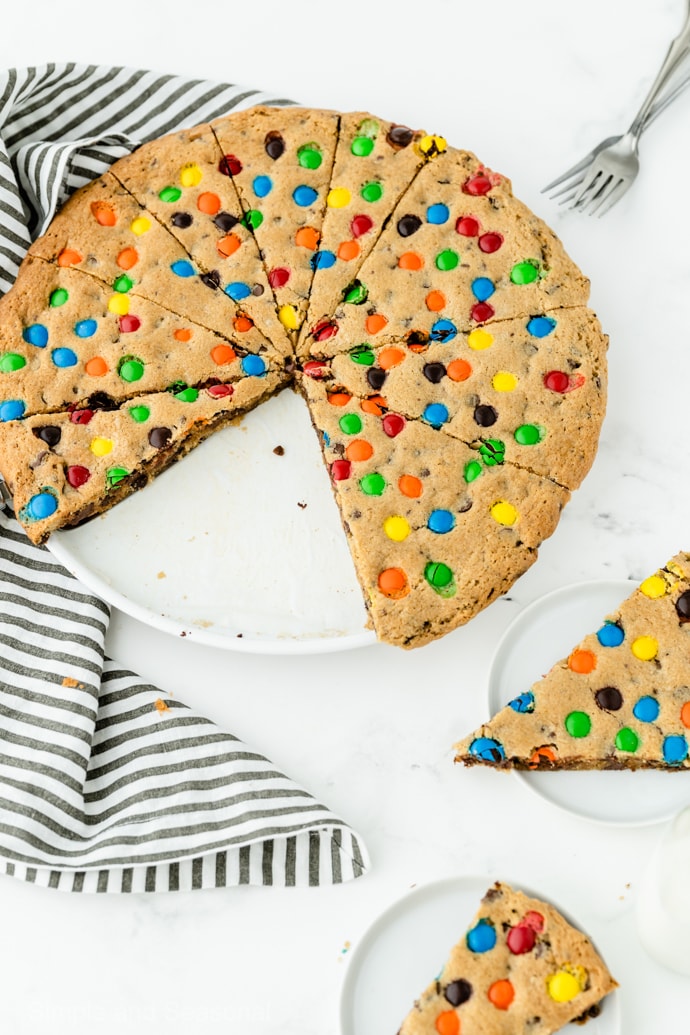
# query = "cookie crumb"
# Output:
<box><xmin>297</xmin><ymin>501</ymin><xmax>307</xmax><ymax>509</ymax></box>
<box><xmin>154</xmin><ymin>698</ymin><xmax>169</xmax><ymax>714</ymax></box>
<box><xmin>273</xmin><ymin>445</ymin><xmax>285</xmax><ymax>456</ymax></box>
<box><xmin>61</xmin><ymin>676</ymin><xmax>79</xmax><ymax>688</ymax></box>
<box><xmin>157</xmin><ymin>571</ymin><xmax>166</xmax><ymax>579</ymax></box>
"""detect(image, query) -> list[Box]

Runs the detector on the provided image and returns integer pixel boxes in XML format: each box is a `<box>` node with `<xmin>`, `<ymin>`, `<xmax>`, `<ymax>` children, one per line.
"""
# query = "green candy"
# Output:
<box><xmin>358</xmin><ymin>118</ymin><xmax>379</xmax><ymax>138</ymax></box>
<box><xmin>0</xmin><ymin>352</ymin><xmax>26</xmax><ymax>373</ymax></box>
<box><xmin>479</xmin><ymin>439</ymin><xmax>505</xmax><ymax>466</ymax></box>
<box><xmin>435</xmin><ymin>249</ymin><xmax>459</xmax><ymax>272</ymax></box>
<box><xmin>175</xmin><ymin>387</ymin><xmax>199</xmax><ymax>403</ymax></box>
<box><xmin>242</xmin><ymin>209</ymin><xmax>263</xmax><ymax>230</ymax></box>
<box><xmin>118</xmin><ymin>356</ymin><xmax>145</xmax><ymax>382</ymax></box>
<box><xmin>359</xmin><ymin>472</ymin><xmax>386</xmax><ymax>496</ymax></box>
<box><xmin>350</xmin><ymin>345</ymin><xmax>375</xmax><ymax>366</ymax></box>
<box><xmin>49</xmin><ymin>288</ymin><xmax>69</xmax><ymax>307</ymax></box>
<box><xmin>297</xmin><ymin>144</ymin><xmax>322</xmax><ymax>170</ymax></box>
<box><xmin>565</xmin><ymin>711</ymin><xmax>591</xmax><ymax>738</ymax></box>
<box><xmin>343</xmin><ymin>281</ymin><xmax>368</xmax><ymax>305</ymax></box>
<box><xmin>361</xmin><ymin>181</ymin><xmax>383</xmax><ymax>203</ymax></box>
<box><xmin>424</xmin><ymin>561</ymin><xmax>455</xmax><ymax>593</ymax></box>
<box><xmin>106</xmin><ymin>466</ymin><xmax>130</xmax><ymax>488</ymax></box>
<box><xmin>113</xmin><ymin>274</ymin><xmax>133</xmax><ymax>293</ymax></box>
<box><xmin>510</xmin><ymin>260</ymin><xmax>540</xmax><ymax>285</ymax></box>
<box><xmin>159</xmin><ymin>186</ymin><xmax>181</xmax><ymax>203</ymax></box>
<box><xmin>129</xmin><ymin>405</ymin><xmax>150</xmax><ymax>423</ymax></box>
<box><xmin>514</xmin><ymin>423</ymin><xmax>543</xmax><ymax>446</ymax></box>
<box><xmin>464</xmin><ymin>460</ymin><xmax>483</xmax><ymax>483</ymax></box>
<box><xmin>339</xmin><ymin>413</ymin><xmax>362</xmax><ymax>435</ymax></box>
<box><xmin>616</xmin><ymin>728</ymin><xmax>639</xmax><ymax>753</ymax></box>
<box><xmin>351</xmin><ymin>136</ymin><xmax>375</xmax><ymax>157</ymax></box>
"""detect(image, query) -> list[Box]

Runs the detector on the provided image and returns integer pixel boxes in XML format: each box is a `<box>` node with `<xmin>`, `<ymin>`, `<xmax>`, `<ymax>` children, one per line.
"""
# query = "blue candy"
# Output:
<box><xmin>633</xmin><ymin>696</ymin><xmax>660</xmax><ymax>723</ymax></box>
<box><xmin>430</xmin><ymin>319</ymin><xmax>457</xmax><ymax>343</ymax></box>
<box><xmin>293</xmin><ymin>185</ymin><xmax>318</xmax><ymax>207</ymax></box>
<box><xmin>663</xmin><ymin>734</ymin><xmax>688</xmax><ymax>765</ymax></box>
<box><xmin>252</xmin><ymin>175</ymin><xmax>273</xmax><ymax>198</ymax></box>
<box><xmin>466</xmin><ymin>919</ymin><xmax>497</xmax><ymax>953</ymax></box>
<box><xmin>427</xmin><ymin>509</ymin><xmax>455</xmax><ymax>534</ymax></box>
<box><xmin>527</xmin><ymin>316</ymin><xmax>557</xmax><ymax>338</ymax></box>
<box><xmin>426</xmin><ymin>203</ymin><xmax>449</xmax><ymax>225</ymax></box>
<box><xmin>74</xmin><ymin>319</ymin><xmax>97</xmax><ymax>338</ymax></box>
<box><xmin>597</xmin><ymin>622</ymin><xmax>625</xmax><ymax>647</ymax></box>
<box><xmin>0</xmin><ymin>399</ymin><xmax>25</xmax><ymax>421</ymax></box>
<box><xmin>509</xmin><ymin>691</ymin><xmax>535</xmax><ymax>713</ymax></box>
<box><xmin>468</xmin><ymin>737</ymin><xmax>505</xmax><ymax>763</ymax></box>
<box><xmin>471</xmin><ymin>277</ymin><xmax>495</xmax><ymax>302</ymax></box>
<box><xmin>422</xmin><ymin>402</ymin><xmax>449</xmax><ymax>429</ymax></box>
<box><xmin>22</xmin><ymin>324</ymin><xmax>48</xmax><ymax>348</ymax></box>
<box><xmin>241</xmin><ymin>354</ymin><xmax>267</xmax><ymax>377</ymax></box>
<box><xmin>225</xmin><ymin>282</ymin><xmax>251</xmax><ymax>301</ymax></box>
<box><xmin>25</xmin><ymin>491</ymin><xmax>57</xmax><ymax>521</ymax></box>
<box><xmin>311</xmin><ymin>250</ymin><xmax>336</xmax><ymax>271</ymax></box>
<box><xmin>51</xmin><ymin>347</ymin><xmax>78</xmax><ymax>368</ymax></box>
<box><xmin>170</xmin><ymin>260</ymin><xmax>195</xmax><ymax>278</ymax></box>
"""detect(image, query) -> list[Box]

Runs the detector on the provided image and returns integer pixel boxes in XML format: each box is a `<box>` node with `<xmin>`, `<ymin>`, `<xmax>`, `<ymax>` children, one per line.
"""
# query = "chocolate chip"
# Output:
<box><xmin>273</xmin><ymin>445</ymin><xmax>285</xmax><ymax>456</ymax></box>
<box><xmin>251</xmin><ymin>283</ymin><xmax>264</xmax><ymax>296</ymax></box>
<box><xmin>396</xmin><ymin>214</ymin><xmax>422</xmax><ymax>237</ymax></box>
<box><xmin>676</xmin><ymin>590</ymin><xmax>690</xmax><ymax>621</ymax></box>
<box><xmin>595</xmin><ymin>687</ymin><xmax>623</xmax><ymax>711</ymax></box>
<box><xmin>406</xmin><ymin>330</ymin><xmax>429</xmax><ymax>346</ymax></box>
<box><xmin>33</xmin><ymin>425</ymin><xmax>61</xmax><ymax>447</ymax></box>
<box><xmin>458</xmin><ymin>496</ymin><xmax>473</xmax><ymax>513</ymax></box>
<box><xmin>171</xmin><ymin>212</ymin><xmax>193</xmax><ymax>228</ymax></box>
<box><xmin>264</xmin><ymin>131</ymin><xmax>285</xmax><ymax>160</ymax></box>
<box><xmin>201</xmin><ymin>270</ymin><xmax>221</xmax><ymax>290</ymax></box>
<box><xmin>423</xmin><ymin>362</ymin><xmax>446</xmax><ymax>383</ymax></box>
<box><xmin>367</xmin><ymin>367</ymin><xmax>387</xmax><ymax>390</ymax></box>
<box><xmin>474</xmin><ymin>404</ymin><xmax>498</xmax><ymax>427</ymax></box>
<box><xmin>387</xmin><ymin>124</ymin><xmax>414</xmax><ymax>149</ymax></box>
<box><xmin>148</xmin><ymin>427</ymin><xmax>172</xmax><ymax>450</ymax></box>
<box><xmin>213</xmin><ymin>211</ymin><xmax>239</xmax><ymax>233</ymax></box>
<box><xmin>444</xmin><ymin>979</ymin><xmax>472</xmax><ymax>1007</ymax></box>
<box><xmin>88</xmin><ymin>392</ymin><xmax>117</xmax><ymax>411</ymax></box>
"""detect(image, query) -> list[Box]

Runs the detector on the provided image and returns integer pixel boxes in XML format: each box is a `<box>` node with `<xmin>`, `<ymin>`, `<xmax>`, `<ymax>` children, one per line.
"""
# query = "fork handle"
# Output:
<box><xmin>629</xmin><ymin>2</ymin><xmax>690</xmax><ymax>137</ymax></box>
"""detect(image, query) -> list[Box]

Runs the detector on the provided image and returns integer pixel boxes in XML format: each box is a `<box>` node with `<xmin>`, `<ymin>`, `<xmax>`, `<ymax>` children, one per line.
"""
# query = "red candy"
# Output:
<box><xmin>312</xmin><ymin>320</ymin><xmax>338</xmax><ymax>342</ymax></box>
<box><xmin>268</xmin><ymin>267</ymin><xmax>290</xmax><ymax>288</ymax></box>
<box><xmin>478</xmin><ymin>232</ymin><xmax>504</xmax><ymax>253</ymax></box>
<box><xmin>471</xmin><ymin>302</ymin><xmax>495</xmax><ymax>323</ymax></box>
<box><xmin>524</xmin><ymin>910</ymin><xmax>545</xmax><ymax>932</ymax></box>
<box><xmin>331</xmin><ymin>459</ymin><xmax>352</xmax><ymax>481</ymax></box>
<box><xmin>66</xmin><ymin>465</ymin><xmax>91</xmax><ymax>488</ymax></box>
<box><xmin>455</xmin><ymin>216</ymin><xmax>480</xmax><ymax>237</ymax></box>
<box><xmin>302</xmin><ymin>360</ymin><xmax>329</xmax><ymax>379</ymax></box>
<box><xmin>119</xmin><ymin>314</ymin><xmax>141</xmax><ymax>333</ymax></box>
<box><xmin>507</xmin><ymin>924</ymin><xmax>536</xmax><ymax>955</ymax></box>
<box><xmin>382</xmin><ymin>413</ymin><xmax>405</xmax><ymax>438</ymax></box>
<box><xmin>69</xmin><ymin>409</ymin><xmax>94</xmax><ymax>425</ymax></box>
<box><xmin>350</xmin><ymin>214</ymin><xmax>374</xmax><ymax>239</ymax></box>
<box><xmin>219</xmin><ymin>154</ymin><xmax>242</xmax><ymax>176</ymax></box>
<box><xmin>206</xmin><ymin>383</ymin><xmax>234</xmax><ymax>399</ymax></box>
<box><xmin>463</xmin><ymin>173</ymin><xmax>494</xmax><ymax>196</ymax></box>
<box><xmin>544</xmin><ymin>371</ymin><xmax>586</xmax><ymax>394</ymax></box>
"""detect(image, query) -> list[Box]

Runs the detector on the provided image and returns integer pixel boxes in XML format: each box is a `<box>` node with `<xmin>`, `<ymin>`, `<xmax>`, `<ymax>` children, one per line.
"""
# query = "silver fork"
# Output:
<box><xmin>544</xmin><ymin>2</ymin><xmax>690</xmax><ymax>216</ymax></box>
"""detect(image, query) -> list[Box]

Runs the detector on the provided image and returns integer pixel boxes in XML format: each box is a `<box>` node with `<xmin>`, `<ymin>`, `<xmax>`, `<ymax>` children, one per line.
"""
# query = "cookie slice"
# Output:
<box><xmin>0</xmin><ymin>258</ymin><xmax>281</xmax><ymax>416</ymax></box>
<box><xmin>2</xmin><ymin>363</ymin><xmax>288</xmax><ymax>544</ymax></box>
<box><xmin>324</xmin><ymin>307</ymin><xmax>607</xmax><ymax>490</ymax></box>
<box><xmin>300</xmin><ymin>372</ymin><xmax>568</xmax><ymax>648</ymax></box>
<box><xmin>211</xmin><ymin>106</ymin><xmax>340</xmax><ymax>335</ymax></box>
<box><xmin>28</xmin><ymin>173</ymin><xmax>273</xmax><ymax>356</ymax></box>
<box><xmin>399</xmin><ymin>882</ymin><xmax>617</xmax><ymax>1035</ymax></box>
<box><xmin>298</xmin><ymin>111</ymin><xmax>431</xmax><ymax>353</ymax></box>
<box><xmin>306</xmin><ymin>147</ymin><xmax>590</xmax><ymax>357</ymax></box>
<box><xmin>108</xmin><ymin>124</ymin><xmax>291</xmax><ymax>354</ymax></box>
<box><xmin>455</xmin><ymin>555</ymin><xmax>690</xmax><ymax>770</ymax></box>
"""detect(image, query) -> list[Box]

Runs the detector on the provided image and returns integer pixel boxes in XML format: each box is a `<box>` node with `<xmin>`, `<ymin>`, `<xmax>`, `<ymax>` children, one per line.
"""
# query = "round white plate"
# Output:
<box><xmin>488</xmin><ymin>579</ymin><xmax>690</xmax><ymax>826</ymax></box>
<box><xmin>340</xmin><ymin>875</ymin><xmax>620</xmax><ymax>1035</ymax></box>
<box><xmin>47</xmin><ymin>389</ymin><xmax>376</xmax><ymax>654</ymax></box>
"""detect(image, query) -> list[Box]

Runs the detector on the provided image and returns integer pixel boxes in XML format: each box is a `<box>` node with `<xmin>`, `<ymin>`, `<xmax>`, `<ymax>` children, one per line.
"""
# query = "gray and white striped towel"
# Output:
<box><xmin>0</xmin><ymin>64</ymin><xmax>369</xmax><ymax>892</ymax></box>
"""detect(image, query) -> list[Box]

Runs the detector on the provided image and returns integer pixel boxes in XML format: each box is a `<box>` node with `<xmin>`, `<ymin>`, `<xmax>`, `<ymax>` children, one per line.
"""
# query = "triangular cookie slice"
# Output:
<box><xmin>323</xmin><ymin>307</ymin><xmax>607</xmax><ymax>490</ymax></box>
<box><xmin>298</xmin><ymin>111</ymin><xmax>431</xmax><ymax>352</ymax></box>
<box><xmin>399</xmin><ymin>882</ymin><xmax>617</xmax><ymax>1035</ymax></box>
<box><xmin>211</xmin><ymin>106</ymin><xmax>340</xmax><ymax>335</ymax></box>
<box><xmin>28</xmin><ymin>173</ymin><xmax>278</xmax><ymax>356</ymax></box>
<box><xmin>305</xmin><ymin>147</ymin><xmax>590</xmax><ymax>358</ymax></box>
<box><xmin>300</xmin><ymin>371</ymin><xmax>568</xmax><ymax>647</ymax></box>
<box><xmin>0</xmin><ymin>258</ymin><xmax>280</xmax><ymax>416</ymax></box>
<box><xmin>3</xmin><ymin>362</ymin><xmax>288</xmax><ymax>544</ymax></box>
<box><xmin>108</xmin><ymin>124</ymin><xmax>291</xmax><ymax>354</ymax></box>
<box><xmin>455</xmin><ymin>555</ymin><xmax>690</xmax><ymax>769</ymax></box>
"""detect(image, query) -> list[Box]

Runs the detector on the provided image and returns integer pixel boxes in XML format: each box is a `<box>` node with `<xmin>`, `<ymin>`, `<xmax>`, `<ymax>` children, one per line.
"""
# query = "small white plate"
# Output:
<box><xmin>488</xmin><ymin>580</ymin><xmax>690</xmax><ymax>826</ymax></box>
<box><xmin>47</xmin><ymin>390</ymin><xmax>376</xmax><ymax>654</ymax></box>
<box><xmin>340</xmin><ymin>875</ymin><xmax>620</xmax><ymax>1035</ymax></box>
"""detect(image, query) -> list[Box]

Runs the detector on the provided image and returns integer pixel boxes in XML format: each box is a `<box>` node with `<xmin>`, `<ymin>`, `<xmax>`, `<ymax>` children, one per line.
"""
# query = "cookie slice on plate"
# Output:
<box><xmin>399</xmin><ymin>882</ymin><xmax>617</xmax><ymax>1035</ymax></box>
<box><xmin>455</xmin><ymin>555</ymin><xmax>690</xmax><ymax>769</ymax></box>
<box><xmin>211</xmin><ymin>106</ymin><xmax>340</xmax><ymax>336</ymax></box>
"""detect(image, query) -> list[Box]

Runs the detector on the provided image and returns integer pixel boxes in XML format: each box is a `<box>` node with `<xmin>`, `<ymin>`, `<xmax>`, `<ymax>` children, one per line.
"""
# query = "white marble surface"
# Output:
<box><xmin>1</xmin><ymin>0</ymin><xmax>690</xmax><ymax>1030</ymax></box>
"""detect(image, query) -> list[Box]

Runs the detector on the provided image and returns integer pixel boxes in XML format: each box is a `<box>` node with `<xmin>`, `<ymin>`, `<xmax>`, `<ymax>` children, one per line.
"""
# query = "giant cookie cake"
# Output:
<box><xmin>0</xmin><ymin>106</ymin><xmax>608</xmax><ymax>648</ymax></box>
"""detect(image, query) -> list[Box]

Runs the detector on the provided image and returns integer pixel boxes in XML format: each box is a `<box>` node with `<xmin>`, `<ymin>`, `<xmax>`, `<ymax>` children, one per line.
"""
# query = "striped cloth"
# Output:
<box><xmin>0</xmin><ymin>64</ymin><xmax>369</xmax><ymax>891</ymax></box>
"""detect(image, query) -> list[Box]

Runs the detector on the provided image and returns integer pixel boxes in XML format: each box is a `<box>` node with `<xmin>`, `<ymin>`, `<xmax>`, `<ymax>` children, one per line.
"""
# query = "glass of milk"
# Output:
<box><xmin>636</xmin><ymin>805</ymin><xmax>690</xmax><ymax>975</ymax></box>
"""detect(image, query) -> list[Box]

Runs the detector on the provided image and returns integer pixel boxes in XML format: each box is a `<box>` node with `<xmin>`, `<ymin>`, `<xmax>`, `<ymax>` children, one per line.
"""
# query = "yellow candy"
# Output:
<box><xmin>107</xmin><ymin>294</ymin><xmax>130</xmax><ymax>315</ymax></box>
<box><xmin>278</xmin><ymin>305</ymin><xmax>299</xmax><ymax>331</ymax></box>
<box><xmin>632</xmin><ymin>635</ymin><xmax>658</xmax><ymax>661</ymax></box>
<box><xmin>130</xmin><ymin>216</ymin><xmax>151</xmax><ymax>236</ymax></box>
<box><xmin>546</xmin><ymin>970</ymin><xmax>582</xmax><ymax>1003</ymax></box>
<box><xmin>90</xmin><ymin>437</ymin><xmax>113</xmax><ymax>458</ymax></box>
<box><xmin>180</xmin><ymin>163</ymin><xmax>202</xmax><ymax>187</ymax></box>
<box><xmin>467</xmin><ymin>328</ymin><xmax>494</xmax><ymax>351</ymax></box>
<box><xmin>492</xmin><ymin>371</ymin><xmax>517</xmax><ymax>392</ymax></box>
<box><xmin>640</xmin><ymin>574</ymin><xmax>667</xmax><ymax>599</ymax></box>
<box><xmin>491</xmin><ymin>501</ymin><xmax>518</xmax><ymax>526</ymax></box>
<box><xmin>383</xmin><ymin>516</ymin><xmax>410</xmax><ymax>542</ymax></box>
<box><xmin>327</xmin><ymin>187</ymin><xmax>351</xmax><ymax>208</ymax></box>
<box><xmin>418</xmin><ymin>134</ymin><xmax>447</xmax><ymax>159</ymax></box>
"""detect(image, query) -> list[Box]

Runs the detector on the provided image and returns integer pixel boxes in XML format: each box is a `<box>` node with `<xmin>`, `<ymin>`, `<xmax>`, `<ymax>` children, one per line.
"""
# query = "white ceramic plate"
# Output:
<box><xmin>340</xmin><ymin>875</ymin><xmax>620</xmax><ymax>1035</ymax></box>
<box><xmin>47</xmin><ymin>389</ymin><xmax>376</xmax><ymax>654</ymax></box>
<box><xmin>488</xmin><ymin>580</ymin><xmax>690</xmax><ymax>826</ymax></box>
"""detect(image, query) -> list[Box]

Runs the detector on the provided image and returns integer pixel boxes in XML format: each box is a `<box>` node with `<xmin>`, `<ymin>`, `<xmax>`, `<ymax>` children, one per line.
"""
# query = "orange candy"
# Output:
<box><xmin>434</xmin><ymin>1010</ymin><xmax>460</xmax><ymax>1035</ymax></box>
<box><xmin>327</xmin><ymin>392</ymin><xmax>351</xmax><ymax>407</ymax></box>
<box><xmin>365</xmin><ymin>313</ymin><xmax>388</xmax><ymax>335</ymax></box>
<box><xmin>378</xmin><ymin>347</ymin><xmax>406</xmax><ymax>370</ymax></box>
<box><xmin>173</xmin><ymin>328</ymin><xmax>192</xmax><ymax>342</ymax></box>
<box><xmin>488</xmin><ymin>979</ymin><xmax>514</xmax><ymax>1011</ymax></box>
<box><xmin>57</xmin><ymin>248</ymin><xmax>83</xmax><ymax>267</ymax></box>
<box><xmin>84</xmin><ymin>357</ymin><xmax>108</xmax><ymax>377</ymax></box>
<box><xmin>337</xmin><ymin>240</ymin><xmax>360</xmax><ymax>261</ymax></box>
<box><xmin>217</xmin><ymin>233</ymin><xmax>241</xmax><ymax>258</ymax></box>
<box><xmin>529</xmin><ymin>746</ymin><xmax>557</xmax><ymax>769</ymax></box>
<box><xmin>90</xmin><ymin>201</ymin><xmax>116</xmax><ymax>227</ymax></box>
<box><xmin>681</xmin><ymin>702</ymin><xmax>690</xmax><ymax>728</ymax></box>
<box><xmin>425</xmin><ymin>290</ymin><xmax>446</xmax><ymax>312</ymax></box>
<box><xmin>116</xmin><ymin>247</ymin><xmax>138</xmax><ymax>270</ymax></box>
<box><xmin>361</xmin><ymin>395</ymin><xmax>386</xmax><ymax>416</ymax></box>
<box><xmin>210</xmin><ymin>344</ymin><xmax>236</xmax><ymax>366</ymax></box>
<box><xmin>399</xmin><ymin>475</ymin><xmax>423</xmax><ymax>498</ymax></box>
<box><xmin>378</xmin><ymin>567</ymin><xmax>410</xmax><ymax>600</ymax></box>
<box><xmin>568</xmin><ymin>649</ymin><xmax>597</xmax><ymax>674</ymax></box>
<box><xmin>197</xmin><ymin>191</ymin><xmax>221</xmax><ymax>215</ymax></box>
<box><xmin>233</xmin><ymin>315</ymin><xmax>253</xmax><ymax>333</ymax></box>
<box><xmin>295</xmin><ymin>226</ymin><xmax>320</xmax><ymax>250</ymax></box>
<box><xmin>447</xmin><ymin>359</ymin><xmax>472</xmax><ymax>382</ymax></box>
<box><xmin>346</xmin><ymin>439</ymin><xmax>373</xmax><ymax>462</ymax></box>
<box><xmin>398</xmin><ymin>251</ymin><xmax>424</xmax><ymax>271</ymax></box>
